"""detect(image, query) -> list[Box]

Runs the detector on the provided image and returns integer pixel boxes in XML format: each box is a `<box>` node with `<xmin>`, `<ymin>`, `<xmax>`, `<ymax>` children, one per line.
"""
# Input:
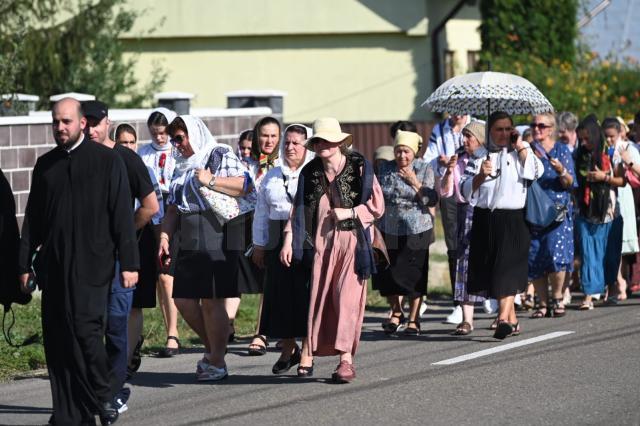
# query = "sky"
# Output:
<box><xmin>579</xmin><ymin>0</ymin><xmax>640</xmax><ymax>62</ymax></box>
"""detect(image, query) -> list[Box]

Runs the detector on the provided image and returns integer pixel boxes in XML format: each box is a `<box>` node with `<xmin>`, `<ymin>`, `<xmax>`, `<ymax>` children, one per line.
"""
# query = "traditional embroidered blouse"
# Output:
<box><xmin>137</xmin><ymin>143</ymin><xmax>176</xmax><ymax>194</ymax></box>
<box><xmin>252</xmin><ymin>163</ymin><xmax>306</xmax><ymax>247</ymax></box>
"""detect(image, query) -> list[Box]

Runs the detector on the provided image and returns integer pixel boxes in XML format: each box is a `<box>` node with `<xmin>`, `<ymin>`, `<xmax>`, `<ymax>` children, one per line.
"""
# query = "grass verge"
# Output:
<box><xmin>1</xmin><ymin>256</ymin><xmax>451</xmax><ymax>381</ymax></box>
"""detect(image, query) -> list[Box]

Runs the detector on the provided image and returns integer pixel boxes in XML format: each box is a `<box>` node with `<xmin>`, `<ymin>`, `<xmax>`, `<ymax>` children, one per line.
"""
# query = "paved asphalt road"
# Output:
<box><xmin>1</xmin><ymin>299</ymin><xmax>639</xmax><ymax>426</ymax></box>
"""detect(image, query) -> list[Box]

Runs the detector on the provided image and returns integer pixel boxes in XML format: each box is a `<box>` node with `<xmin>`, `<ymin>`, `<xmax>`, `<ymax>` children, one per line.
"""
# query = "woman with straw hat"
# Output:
<box><xmin>280</xmin><ymin>117</ymin><xmax>385</xmax><ymax>383</ymax></box>
<box><xmin>373</xmin><ymin>130</ymin><xmax>438</xmax><ymax>336</ymax></box>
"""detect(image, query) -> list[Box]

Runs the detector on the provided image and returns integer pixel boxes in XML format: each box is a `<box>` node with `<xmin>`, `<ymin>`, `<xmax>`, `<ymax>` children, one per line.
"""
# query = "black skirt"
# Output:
<box><xmin>259</xmin><ymin>220</ymin><xmax>310</xmax><ymax>339</ymax></box>
<box><xmin>235</xmin><ymin>211</ymin><xmax>264</xmax><ymax>294</ymax></box>
<box><xmin>372</xmin><ymin>229</ymin><xmax>431</xmax><ymax>298</ymax></box>
<box><xmin>132</xmin><ymin>223</ymin><xmax>157</xmax><ymax>308</ymax></box>
<box><xmin>172</xmin><ymin>210</ymin><xmax>240</xmax><ymax>299</ymax></box>
<box><xmin>467</xmin><ymin>207</ymin><xmax>530</xmax><ymax>298</ymax></box>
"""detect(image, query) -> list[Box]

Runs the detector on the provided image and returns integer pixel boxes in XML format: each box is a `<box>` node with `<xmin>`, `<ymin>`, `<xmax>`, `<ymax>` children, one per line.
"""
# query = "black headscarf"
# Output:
<box><xmin>575</xmin><ymin>114</ymin><xmax>610</xmax><ymax>222</ymax></box>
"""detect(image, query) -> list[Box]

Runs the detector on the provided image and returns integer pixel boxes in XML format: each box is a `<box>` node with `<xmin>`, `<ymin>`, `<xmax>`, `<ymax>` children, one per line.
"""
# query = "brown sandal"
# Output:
<box><xmin>453</xmin><ymin>321</ymin><xmax>474</xmax><ymax>336</ymax></box>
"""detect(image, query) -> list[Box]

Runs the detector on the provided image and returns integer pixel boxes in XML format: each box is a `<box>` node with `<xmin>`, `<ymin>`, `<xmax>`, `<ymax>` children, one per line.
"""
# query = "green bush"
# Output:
<box><xmin>479</xmin><ymin>0</ymin><xmax>640</xmax><ymax>121</ymax></box>
<box><xmin>0</xmin><ymin>0</ymin><xmax>166</xmax><ymax>110</ymax></box>
<box><xmin>484</xmin><ymin>52</ymin><xmax>640</xmax><ymax>121</ymax></box>
<box><xmin>480</xmin><ymin>0</ymin><xmax>578</xmax><ymax>65</ymax></box>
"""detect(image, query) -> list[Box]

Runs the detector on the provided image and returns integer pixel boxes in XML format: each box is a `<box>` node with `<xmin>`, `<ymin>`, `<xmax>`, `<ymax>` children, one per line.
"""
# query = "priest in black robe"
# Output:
<box><xmin>18</xmin><ymin>98</ymin><xmax>139</xmax><ymax>426</ymax></box>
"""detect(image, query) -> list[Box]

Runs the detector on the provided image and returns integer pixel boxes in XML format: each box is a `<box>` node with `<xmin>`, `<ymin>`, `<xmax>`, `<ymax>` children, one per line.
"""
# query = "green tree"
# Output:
<box><xmin>0</xmin><ymin>0</ymin><xmax>166</xmax><ymax>111</ymax></box>
<box><xmin>480</xmin><ymin>0</ymin><xmax>578</xmax><ymax>64</ymax></box>
<box><xmin>478</xmin><ymin>0</ymin><xmax>640</xmax><ymax>120</ymax></box>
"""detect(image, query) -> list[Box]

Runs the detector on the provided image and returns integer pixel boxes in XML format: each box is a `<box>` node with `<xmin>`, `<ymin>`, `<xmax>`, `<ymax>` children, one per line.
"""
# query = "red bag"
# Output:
<box><xmin>626</xmin><ymin>168</ymin><xmax>640</xmax><ymax>188</ymax></box>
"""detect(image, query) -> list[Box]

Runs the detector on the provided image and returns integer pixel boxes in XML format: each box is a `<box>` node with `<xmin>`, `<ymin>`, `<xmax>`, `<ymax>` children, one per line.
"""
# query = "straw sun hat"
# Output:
<box><xmin>305</xmin><ymin>117</ymin><xmax>352</xmax><ymax>151</ymax></box>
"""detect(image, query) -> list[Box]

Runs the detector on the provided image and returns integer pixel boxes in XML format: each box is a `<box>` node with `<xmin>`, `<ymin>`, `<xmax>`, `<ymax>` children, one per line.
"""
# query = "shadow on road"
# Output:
<box><xmin>0</xmin><ymin>404</ymin><xmax>51</xmax><ymax>415</ymax></box>
<box><xmin>130</xmin><ymin>371</ymin><xmax>323</xmax><ymax>387</ymax></box>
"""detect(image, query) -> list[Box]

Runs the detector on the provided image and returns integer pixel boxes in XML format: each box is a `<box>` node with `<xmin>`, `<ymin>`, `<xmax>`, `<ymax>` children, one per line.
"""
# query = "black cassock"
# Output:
<box><xmin>19</xmin><ymin>138</ymin><xmax>139</xmax><ymax>425</ymax></box>
<box><xmin>0</xmin><ymin>168</ymin><xmax>25</xmax><ymax>310</ymax></box>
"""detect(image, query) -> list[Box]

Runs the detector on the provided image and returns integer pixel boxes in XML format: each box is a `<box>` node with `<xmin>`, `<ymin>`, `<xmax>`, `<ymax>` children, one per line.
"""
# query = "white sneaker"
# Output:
<box><xmin>444</xmin><ymin>305</ymin><xmax>463</xmax><ymax>324</ymax></box>
<box><xmin>483</xmin><ymin>298</ymin><xmax>498</xmax><ymax>314</ymax></box>
<box><xmin>197</xmin><ymin>364</ymin><xmax>228</xmax><ymax>382</ymax></box>
<box><xmin>419</xmin><ymin>301</ymin><xmax>428</xmax><ymax>318</ymax></box>
<box><xmin>196</xmin><ymin>357</ymin><xmax>210</xmax><ymax>376</ymax></box>
<box><xmin>114</xmin><ymin>398</ymin><xmax>128</xmax><ymax>414</ymax></box>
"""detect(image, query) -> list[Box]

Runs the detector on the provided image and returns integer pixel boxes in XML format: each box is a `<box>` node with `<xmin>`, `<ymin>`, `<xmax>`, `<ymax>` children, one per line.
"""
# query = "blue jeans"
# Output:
<box><xmin>106</xmin><ymin>262</ymin><xmax>134</xmax><ymax>397</ymax></box>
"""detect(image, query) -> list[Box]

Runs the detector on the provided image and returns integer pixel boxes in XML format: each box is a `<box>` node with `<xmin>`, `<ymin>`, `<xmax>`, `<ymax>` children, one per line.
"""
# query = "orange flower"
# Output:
<box><xmin>619</xmin><ymin>96</ymin><xmax>628</xmax><ymax>105</ymax></box>
<box><xmin>507</xmin><ymin>33</ymin><xmax>519</xmax><ymax>42</ymax></box>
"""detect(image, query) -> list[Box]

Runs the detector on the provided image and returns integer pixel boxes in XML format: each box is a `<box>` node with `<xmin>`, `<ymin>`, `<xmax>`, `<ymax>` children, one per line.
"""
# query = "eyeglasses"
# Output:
<box><xmin>171</xmin><ymin>135</ymin><xmax>185</xmax><ymax>145</ymax></box>
<box><xmin>530</xmin><ymin>123</ymin><xmax>552</xmax><ymax>130</ymax></box>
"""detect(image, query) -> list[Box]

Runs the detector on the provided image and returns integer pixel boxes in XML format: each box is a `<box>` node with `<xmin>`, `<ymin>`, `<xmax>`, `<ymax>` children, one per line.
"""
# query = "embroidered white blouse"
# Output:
<box><xmin>460</xmin><ymin>142</ymin><xmax>544</xmax><ymax>210</ymax></box>
<box><xmin>252</xmin><ymin>164</ymin><xmax>302</xmax><ymax>247</ymax></box>
<box><xmin>137</xmin><ymin>143</ymin><xmax>176</xmax><ymax>194</ymax></box>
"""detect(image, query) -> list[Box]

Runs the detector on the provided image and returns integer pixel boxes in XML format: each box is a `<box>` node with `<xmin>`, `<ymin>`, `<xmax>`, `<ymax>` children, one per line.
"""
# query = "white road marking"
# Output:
<box><xmin>431</xmin><ymin>331</ymin><xmax>575</xmax><ymax>366</ymax></box>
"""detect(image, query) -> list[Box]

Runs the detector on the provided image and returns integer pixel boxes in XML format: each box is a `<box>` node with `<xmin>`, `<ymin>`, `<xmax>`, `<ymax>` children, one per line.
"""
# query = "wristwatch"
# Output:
<box><xmin>208</xmin><ymin>177</ymin><xmax>216</xmax><ymax>189</ymax></box>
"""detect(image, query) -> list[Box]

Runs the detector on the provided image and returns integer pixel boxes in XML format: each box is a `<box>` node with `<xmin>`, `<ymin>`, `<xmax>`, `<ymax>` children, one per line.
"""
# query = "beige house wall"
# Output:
<box><xmin>120</xmin><ymin>0</ymin><xmax>481</xmax><ymax>123</ymax></box>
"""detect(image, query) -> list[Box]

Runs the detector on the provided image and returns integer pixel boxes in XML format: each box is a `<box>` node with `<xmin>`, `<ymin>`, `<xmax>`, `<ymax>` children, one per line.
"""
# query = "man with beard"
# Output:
<box><xmin>82</xmin><ymin>100</ymin><xmax>158</xmax><ymax>415</ymax></box>
<box><xmin>19</xmin><ymin>97</ymin><xmax>138</xmax><ymax>425</ymax></box>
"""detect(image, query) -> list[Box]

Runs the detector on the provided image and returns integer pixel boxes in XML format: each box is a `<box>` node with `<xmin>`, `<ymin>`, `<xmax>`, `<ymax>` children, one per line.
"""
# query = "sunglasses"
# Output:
<box><xmin>530</xmin><ymin>123</ymin><xmax>552</xmax><ymax>130</ymax></box>
<box><xmin>171</xmin><ymin>134</ymin><xmax>185</xmax><ymax>145</ymax></box>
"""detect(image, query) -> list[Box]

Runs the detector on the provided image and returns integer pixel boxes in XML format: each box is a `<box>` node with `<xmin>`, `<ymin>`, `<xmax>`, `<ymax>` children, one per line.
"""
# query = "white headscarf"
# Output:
<box><xmin>279</xmin><ymin>123</ymin><xmax>315</xmax><ymax>177</ymax></box>
<box><xmin>149</xmin><ymin>107</ymin><xmax>177</xmax><ymax>151</ymax></box>
<box><xmin>173</xmin><ymin>115</ymin><xmax>219</xmax><ymax>176</ymax></box>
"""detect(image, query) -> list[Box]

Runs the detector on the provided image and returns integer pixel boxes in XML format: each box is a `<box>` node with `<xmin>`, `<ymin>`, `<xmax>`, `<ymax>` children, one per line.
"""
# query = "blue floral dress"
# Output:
<box><xmin>528</xmin><ymin>141</ymin><xmax>577</xmax><ymax>280</ymax></box>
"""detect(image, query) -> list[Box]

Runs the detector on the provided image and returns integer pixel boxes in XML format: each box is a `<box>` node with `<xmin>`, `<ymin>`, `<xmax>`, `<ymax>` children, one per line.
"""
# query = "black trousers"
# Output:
<box><xmin>42</xmin><ymin>278</ymin><xmax>111</xmax><ymax>425</ymax></box>
<box><xmin>440</xmin><ymin>196</ymin><xmax>459</xmax><ymax>303</ymax></box>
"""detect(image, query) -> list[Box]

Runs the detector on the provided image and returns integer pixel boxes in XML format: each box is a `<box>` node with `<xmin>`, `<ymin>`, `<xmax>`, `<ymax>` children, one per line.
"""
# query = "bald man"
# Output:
<box><xmin>19</xmin><ymin>98</ymin><xmax>139</xmax><ymax>425</ymax></box>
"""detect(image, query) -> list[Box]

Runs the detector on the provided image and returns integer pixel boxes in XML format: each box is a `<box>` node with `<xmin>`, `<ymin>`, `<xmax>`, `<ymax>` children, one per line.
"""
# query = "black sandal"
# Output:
<box><xmin>493</xmin><ymin>320</ymin><xmax>513</xmax><ymax>340</ymax></box>
<box><xmin>403</xmin><ymin>320</ymin><xmax>420</xmax><ymax>336</ymax></box>
<box><xmin>530</xmin><ymin>308</ymin><xmax>547</xmax><ymax>319</ymax></box>
<box><xmin>549</xmin><ymin>299</ymin><xmax>566</xmax><ymax>317</ymax></box>
<box><xmin>383</xmin><ymin>312</ymin><xmax>405</xmax><ymax>335</ymax></box>
<box><xmin>248</xmin><ymin>334</ymin><xmax>268</xmax><ymax>356</ymax></box>
<box><xmin>158</xmin><ymin>336</ymin><xmax>180</xmax><ymax>358</ymax></box>
<box><xmin>297</xmin><ymin>363</ymin><xmax>314</xmax><ymax>377</ymax></box>
<box><xmin>127</xmin><ymin>335</ymin><xmax>144</xmax><ymax>379</ymax></box>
